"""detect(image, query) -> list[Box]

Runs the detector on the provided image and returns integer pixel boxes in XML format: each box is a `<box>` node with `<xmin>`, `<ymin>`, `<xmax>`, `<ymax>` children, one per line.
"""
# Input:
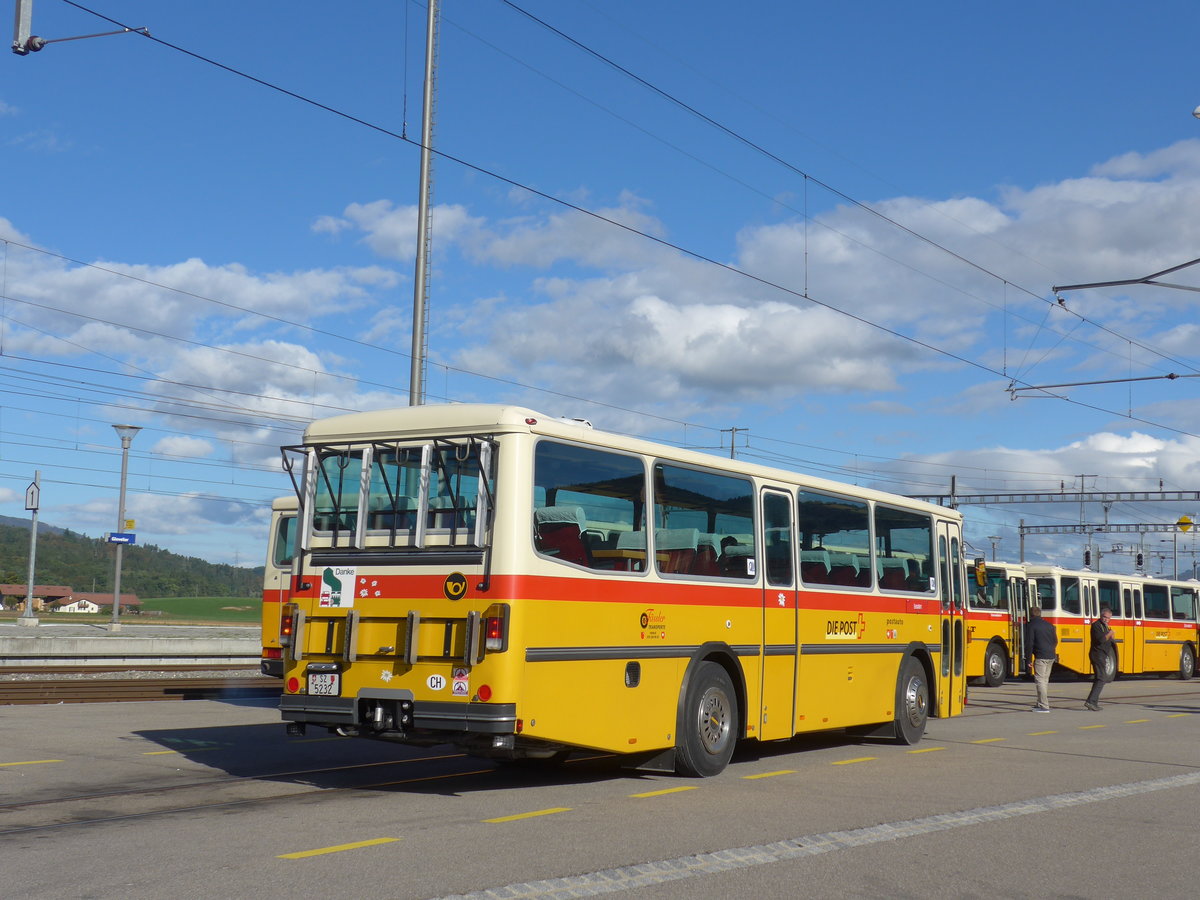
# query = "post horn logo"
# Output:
<box><xmin>443</xmin><ymin>572</ymin><xmax>468</xmax><ymax>601</ymax></box>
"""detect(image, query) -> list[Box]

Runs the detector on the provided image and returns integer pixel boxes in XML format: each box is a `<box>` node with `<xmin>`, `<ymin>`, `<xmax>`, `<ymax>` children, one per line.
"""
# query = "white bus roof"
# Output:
<box><xmin>300</xmin><ymin>403</ymin><xmax>957</xmax><ymax>519</ymax></box>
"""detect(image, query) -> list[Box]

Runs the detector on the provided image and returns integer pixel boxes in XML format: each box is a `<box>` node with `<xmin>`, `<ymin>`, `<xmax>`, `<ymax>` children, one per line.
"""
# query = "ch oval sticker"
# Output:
<box><xmin>443</xmin><ymin>572</ymin><xmax>468</xmax><ymax>602</ymax></box>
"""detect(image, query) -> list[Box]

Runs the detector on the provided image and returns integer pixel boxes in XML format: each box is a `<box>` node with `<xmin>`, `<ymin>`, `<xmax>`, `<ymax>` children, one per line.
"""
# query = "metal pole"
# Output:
<box><xmin>19</xmin><ymin>470</ymin><xmax>39</xmax><ymax>627</ymax></box>
<box><xmin>1173</xmin><ymin>530</ymin><xmax>1178</xmax><ymax>580</ymax></box>
<box><xmin>409</xmin><ymin>0</ymin><xmax>439</xmax><ymax>407</ymax></box>
<box><xmin>110</xmin><ymin>425</ymin><xmax>140</xmax><ymax>632</ymax></box>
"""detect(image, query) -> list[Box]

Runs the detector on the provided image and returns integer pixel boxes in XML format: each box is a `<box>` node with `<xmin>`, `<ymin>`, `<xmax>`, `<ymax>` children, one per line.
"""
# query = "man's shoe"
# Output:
<box><xmin>1084</xmin><ymin>702</ymin><xmax>1100</xmax><ymax>711</ymax></box>
<box><xmin>1032</xmin><ymin>706</ymin><xmax>1050</xmax><ymax>713</ymax></box>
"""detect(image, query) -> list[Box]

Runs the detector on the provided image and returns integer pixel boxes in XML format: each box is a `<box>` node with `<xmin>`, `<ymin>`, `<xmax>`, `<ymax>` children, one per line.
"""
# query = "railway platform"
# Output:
<box><xmin>0</xmin><ymin>621</ymin><xmax>259</xmax><ymax>668</ymax></box>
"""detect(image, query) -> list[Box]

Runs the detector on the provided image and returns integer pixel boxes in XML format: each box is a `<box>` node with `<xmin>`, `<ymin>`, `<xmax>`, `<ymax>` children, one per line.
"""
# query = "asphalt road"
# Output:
<box><xmin>2</xmin><ymin>675</ymin><xmax>1197</xmax><ymax>899</ymax></box>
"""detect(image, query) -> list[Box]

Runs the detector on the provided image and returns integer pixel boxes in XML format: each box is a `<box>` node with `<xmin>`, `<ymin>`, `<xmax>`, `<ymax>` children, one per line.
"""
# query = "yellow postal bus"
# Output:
<box><xmin>259</xmin><ymin>496</ymin><xmax>297</xmax><ymax>677</ymax></box>
<box><xmin>1026</xmin><ymin>566</ymin><xmax>1198</xmax><ymax>681</ymax></box>
<box><xmin>277</xmin><ymin>404</ymin><xmax>967</xmax><ymax>775</ymax></box>
<box><xmin>964</xmin><ymin>560</ymin><xmax>1033</xmax><ymax>686</ymax></box>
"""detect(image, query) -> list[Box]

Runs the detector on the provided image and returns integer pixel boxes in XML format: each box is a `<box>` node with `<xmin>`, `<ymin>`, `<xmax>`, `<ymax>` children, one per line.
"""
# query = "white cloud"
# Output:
<box><xmin>318</xmin><ymin>200</ymin><xmax>483</xmax><ymax>261</ymax></box>
<box><xmin>152</xmin><ymin>435</ymin><xmax>214</xmax><ymax>458</ymax></box>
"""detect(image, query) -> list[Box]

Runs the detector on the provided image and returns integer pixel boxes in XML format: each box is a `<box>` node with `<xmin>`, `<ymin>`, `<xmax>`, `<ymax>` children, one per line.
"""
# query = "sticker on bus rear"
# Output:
<box><xmin>319</xmin><ymin>565</ymin><xmax>358</xmax><ymax>608</ymax></box>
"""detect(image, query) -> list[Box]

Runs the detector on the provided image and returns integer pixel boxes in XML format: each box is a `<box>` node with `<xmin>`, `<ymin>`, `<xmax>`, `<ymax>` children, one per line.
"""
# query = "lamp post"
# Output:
<box><xmin>987</xmin><ymin>535</ymin><xmax>1002</xmax><ymax>561</ymax></box>
<box><xmin>109</xmin><ymin>424</ymin><xmax>141</xmax><ymax>632</ymax></box>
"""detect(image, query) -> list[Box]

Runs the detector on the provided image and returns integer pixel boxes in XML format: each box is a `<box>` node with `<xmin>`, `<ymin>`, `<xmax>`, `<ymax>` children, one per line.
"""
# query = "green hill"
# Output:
<box><xmin>0</xmin><ymin>521</ymin><xmax>263</xmax><ymax>598</ymax></box>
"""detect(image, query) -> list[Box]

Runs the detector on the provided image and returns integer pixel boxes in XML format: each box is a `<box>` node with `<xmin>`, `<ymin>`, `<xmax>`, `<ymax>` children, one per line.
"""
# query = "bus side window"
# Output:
<box><xmin>798</xmin><ymin>490</ymin><xmax>873</xmax><ymax>589</ymax></box>
<box><xmin>873</xmin><ymin>504</ymin><xmax>933</xmax><ymax>594</ymax></box>
<box><xmin>654</xmin><ymin>462</ymin><xmax>755</xmax><ymax>580</ymax></box>
<box><xmin>763</xmin><ymin>491</ymin><xmax>793</xmax><ymax>587</ymax></box>
<box><xmin>1060</xmin><ymin>578</ymin><xmax>1081</xmax><ymax>615</ymax></box>
<box><xmin>533</xmin><ymin>441</ymin><xmax>644</xmax><ymax>573</ymax></box>
<box><xmin>1145</xmin><ymin>584</ymin><xmax>1170</xmax><ymax>619</ymax></box>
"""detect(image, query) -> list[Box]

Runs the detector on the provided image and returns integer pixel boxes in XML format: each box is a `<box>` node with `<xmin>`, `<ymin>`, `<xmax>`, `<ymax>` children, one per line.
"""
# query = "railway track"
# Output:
<box><xmin>0</xmin><ymin>673</ymin><xmax>281</xmax><ymax>705</ymax></box>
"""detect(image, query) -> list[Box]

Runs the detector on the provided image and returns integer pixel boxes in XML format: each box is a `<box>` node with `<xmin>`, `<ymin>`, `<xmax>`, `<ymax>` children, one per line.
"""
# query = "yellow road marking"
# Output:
<box><xmin>1079</xmin><ymin>724</ymin><xmax>1106</xmax><ymax>730</ymax></box>
<box><xmin>142</xmin><ymin>750</ymin><xmax>178</xmax><ymax>756</ymax></box>
<box><xmin>278</xmin><ymin>837</ymin><xmax>398</xmax><ymax>859</ymax></box>
<box><xmin>1167</xmin><ymin>713</ymin><xmax>1190</xmax><ymax>718</ymax></box>
<box><xmin>1027</xmin><ymin>731</ymin><xmax>1057</xmax><ymax>736</ymax></box>
<box><xmin>971</xmin><ymin>738</ymin><xmax>1005</xmax><ymax>744</ymax></box>
<box><xmin>907</xmin><ymin>747</ymin><xmax>944</xmax><ymax>754</ymax></box>
<box><xmin>0</xmin><ymin>759</ymin><xmax>63</xmax><ymax>767</ymax></box>
<box><xmin>743</xmin><ymin>770</ymin><xmax>796</xmax><ymax>779</ymax></box>
<box><xmin>485</xmin><ymin>807</ymin><xmax>571</xmax><ymax>823</ymax></box>
<box><xmin>833</xmin><ymin>757</ymin><xmax>876</xmax><ymax>765</ymax></box>
<box><xmin>1124</xmin><ymin>719</ymin><xmax>1149</xmax><ymax>724</ymax></box>
<box><xmin>630</xmin><ymin>786</ymin><xmax>699</xmax><ymax>798</ymax></box>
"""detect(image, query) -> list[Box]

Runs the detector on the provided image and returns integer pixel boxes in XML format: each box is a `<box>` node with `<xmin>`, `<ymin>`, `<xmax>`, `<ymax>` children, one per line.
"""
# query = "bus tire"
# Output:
<box><xmin>675</xmin><ymin>661</ymin><xmax>737</xmax><ymax>777</ymax></box>
<box><xmin>893</xmin><ymin>656</ymin><xmax>928</xmax><ymax>745</ymax></box>
<box><xmin>983</xmin><ymin>642</ymin><xmax>1007</xmax><ymax>687</ymax></box>
<box><xmin>1180</xmin><ymin>645</ymin><xmax>1195</xmax><ymax>681</ymax></box>
<box><xmin>1099</xmin><ymin>649</ymin><xmax>1118</xmax><ymax>683</ymax></box>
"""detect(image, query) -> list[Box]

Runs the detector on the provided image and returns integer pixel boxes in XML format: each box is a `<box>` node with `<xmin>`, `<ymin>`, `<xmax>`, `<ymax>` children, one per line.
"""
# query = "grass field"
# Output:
<box><xmin>139</xmin><ymin>597</ymin><xmax>261</xmax><ymax>623</ymax></box>
<box><xmin>0</xmin><ymin>597</ymin><xmax>260</xmax><ymax>625</ymax></box>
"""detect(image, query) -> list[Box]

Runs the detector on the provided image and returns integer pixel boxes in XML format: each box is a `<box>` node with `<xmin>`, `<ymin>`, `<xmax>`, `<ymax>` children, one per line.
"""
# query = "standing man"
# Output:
<box><xmin>1084</xmin><ymin>605</ymin><xmax>1116</xmax><ymax>711</ymax></box>
<box><xmin>1026</xmin><ymin>606</ymin><xmax>1057</xmax><ymax>712</ymax></box>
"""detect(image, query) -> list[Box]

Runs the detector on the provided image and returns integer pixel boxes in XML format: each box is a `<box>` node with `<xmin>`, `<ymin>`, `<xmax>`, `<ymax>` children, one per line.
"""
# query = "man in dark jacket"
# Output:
<box><xmin>1026</xmin><ymin>606</ymin><xmax>1058</xmax><ymax>712</ymax></box>
<box><xmin>1085</xmin><ymin>605</ymin><xmax>1116</xmax><ymax>710</ymax></box>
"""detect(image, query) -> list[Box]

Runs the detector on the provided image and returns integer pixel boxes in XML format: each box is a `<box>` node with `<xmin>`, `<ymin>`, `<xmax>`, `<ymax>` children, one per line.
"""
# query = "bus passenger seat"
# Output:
<box><xmin>879</xmin><ymin>558</ymin><xmax>909</xmax><ymax>590</ymax></box>
<box><xmin>827</xmin><ymin>552</ymin><xmax>859</xmax><ymax>586</ymax></box>
<box><xmin>801</xmin><ymin>549</ymin><xmax>831</xmax><ymax>584</ymax></box>
<box><xmin>656</xmin><ymin>528</ymin><xmax>700</xmax><ymax>574</ymax></box>
<box><xmin>534</xmin><ymin>506</ymin><xmax>591</xmax><ymax>566</ymax></box>
<box><xmin>692</xmin><ymin>535</ymin><xmax>722</xmax><ymax>576</ymax></box>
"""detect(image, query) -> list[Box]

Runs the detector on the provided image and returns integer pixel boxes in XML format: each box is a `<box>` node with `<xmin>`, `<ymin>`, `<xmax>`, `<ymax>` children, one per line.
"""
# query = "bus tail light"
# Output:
<box><xmin>484</xmin><ymin>603</ymin><xmax>510</xmax><ymax>652</ymax></box>
<box><xmin>279</xmin><ymin>604</ymin><xmax>297</xmax><ymax>647</ymax></box>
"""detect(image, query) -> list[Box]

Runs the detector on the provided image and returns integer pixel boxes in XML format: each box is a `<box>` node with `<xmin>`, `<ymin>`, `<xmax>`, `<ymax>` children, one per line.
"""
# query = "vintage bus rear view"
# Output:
<box><xmin>278</xmin><ymin>405</ymin><xmax>967</xmax><ymax>776</ymax></box>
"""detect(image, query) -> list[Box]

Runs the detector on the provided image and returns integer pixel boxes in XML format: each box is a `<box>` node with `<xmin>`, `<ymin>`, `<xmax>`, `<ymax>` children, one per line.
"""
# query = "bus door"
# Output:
<box><xmin>1009</xmin><ymin>573</ymin><xmax>1029</xmax><ymax>674</ymax></box>
<box><xmin>935</xmin><ymin>522</ymin><xmax>966</xmax><ymax>716</ymax></box>
<box><xmin>1100</xmin><ymin>580</ymin><xmax>1127</xmax><ymax>675</ymax></box>
<box><xmin>759</xmin><ymin>490</ymin><xmax>798</xmax><ymax>741</ymax></box>
<box><xmin>1124</xmin><ymin>586</ymin><xmax>1145</xmax><ymax>673</ymax></box>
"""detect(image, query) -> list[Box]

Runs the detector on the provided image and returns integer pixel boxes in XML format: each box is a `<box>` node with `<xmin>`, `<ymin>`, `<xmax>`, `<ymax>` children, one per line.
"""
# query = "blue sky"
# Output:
<box><xmin>3</xmin><ymin>0</ymin><xmax>1200</xmax><ymax>575</ymax></box>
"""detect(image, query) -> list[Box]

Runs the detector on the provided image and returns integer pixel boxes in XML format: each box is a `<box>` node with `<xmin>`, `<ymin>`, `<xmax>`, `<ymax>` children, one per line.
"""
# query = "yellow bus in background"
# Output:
<box><xmin>277</xmin><ymin>404</ymin><xmax>967</xmax><ymax>776</ymax></box>
<box><xmin>1026</xmin><ymin>566</ymin><xmax>1198</xmax><ymax>681</ymax></box>
<box><xmin>259</xmin><ymin>496</ymin><xmax>297</xmax><ymax>677</ymax></box>
<box><xmin>964</xmin><ymin>560</ymin><xmax>1032</xmax><ymax>686</ymax></box>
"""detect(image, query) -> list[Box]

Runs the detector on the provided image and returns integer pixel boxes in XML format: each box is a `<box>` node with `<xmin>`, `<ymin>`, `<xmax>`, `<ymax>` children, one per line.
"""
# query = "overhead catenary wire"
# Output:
<box><xmin>3</xmin><ymin>0</ymin><xmax>1189</xmax><ymax>539</ymax></box>
<box><xmin>50</xmin><ymin>3</ymin><xmax>1200</xmax><ymax>419</ymax></box>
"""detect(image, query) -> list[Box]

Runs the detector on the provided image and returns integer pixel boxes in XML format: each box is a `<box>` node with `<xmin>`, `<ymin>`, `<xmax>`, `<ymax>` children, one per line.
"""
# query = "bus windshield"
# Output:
<box><xmin>283</xmin><ymin>437</ymin><xmax>495</xmax><ymax>549</ymax></box>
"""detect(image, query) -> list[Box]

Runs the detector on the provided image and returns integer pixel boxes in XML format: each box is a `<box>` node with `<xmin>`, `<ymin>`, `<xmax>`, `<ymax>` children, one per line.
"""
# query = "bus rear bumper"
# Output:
<box><xmin>280</xmin><ymin>691</ymin><xmax>518</xmax><ymax>735</ymax></box>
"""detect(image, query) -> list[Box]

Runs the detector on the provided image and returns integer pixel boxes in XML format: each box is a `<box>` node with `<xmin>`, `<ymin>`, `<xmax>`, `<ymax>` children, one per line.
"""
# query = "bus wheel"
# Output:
<box><xmin>1100</xmin><ymin>650</ymin><xmax>1118</xmax><ymax>683</ymax></box>
<box><xmin>1180</xmin><ymin>645</ymin><xmax>1196</xmax><ymax>681</ymax></box>
<box><xmin>893</xmin><ymin>657</ymin><xmax>928</xmax><ymax>745</ymax></box>
<box><xmin>675</xmin><ymin>661</ymin><xmax>737</xmax><ymax>777</ymax></box>
<box><xmin>983</xmin><ymin>643</ymin><xmax>1007</xmax><ymax>687</ymax></box>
